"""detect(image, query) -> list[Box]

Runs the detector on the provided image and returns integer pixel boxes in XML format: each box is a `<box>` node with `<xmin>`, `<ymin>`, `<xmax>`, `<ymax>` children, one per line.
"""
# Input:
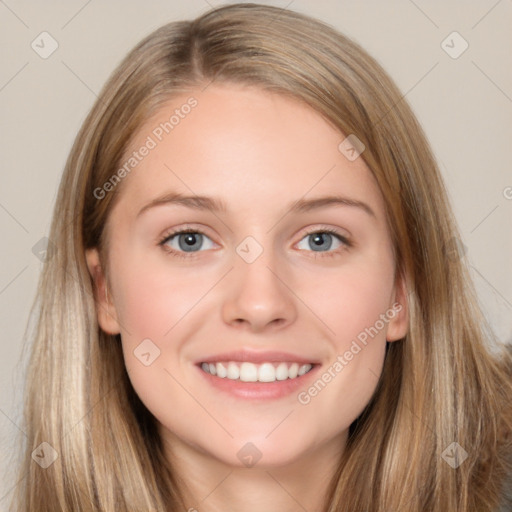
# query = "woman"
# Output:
<box><xmin>12</xmin><ymin>3</ymin><xmax>512</xmax><ymax>511</ymax></box>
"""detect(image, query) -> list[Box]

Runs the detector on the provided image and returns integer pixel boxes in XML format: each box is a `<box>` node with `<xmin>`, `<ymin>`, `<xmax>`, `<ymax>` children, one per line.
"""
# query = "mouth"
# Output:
<box><xmin>200</xmin><ymin>361</ymin><xmax>314</xmax><ymax>383</ymax></box>
<box><xmin>195</xmin><ymin>351</ymin><xmax>320</xmax><ymax>400</ymax></box>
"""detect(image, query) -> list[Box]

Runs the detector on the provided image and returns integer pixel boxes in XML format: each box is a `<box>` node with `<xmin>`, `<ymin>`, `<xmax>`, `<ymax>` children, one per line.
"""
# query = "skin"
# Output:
<box><xmin>86</xmin><ymin>83</ymin><xmax>408</xmax><ymax>512</ymax></box>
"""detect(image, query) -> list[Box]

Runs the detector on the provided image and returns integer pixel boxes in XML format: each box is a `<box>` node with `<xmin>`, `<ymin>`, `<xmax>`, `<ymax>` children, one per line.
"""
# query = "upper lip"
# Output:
<box><xmin>196</xmin><ymin>349</ymin><xmax>319</xmax><ymax>365</ymax></box>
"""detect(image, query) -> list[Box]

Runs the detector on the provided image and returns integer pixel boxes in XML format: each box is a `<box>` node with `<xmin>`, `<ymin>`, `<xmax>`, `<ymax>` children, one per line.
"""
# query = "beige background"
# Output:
<box><xmin>1</xmin><ymin>0</ymin><xmax>511</xmax><ymax>503</ymax></box>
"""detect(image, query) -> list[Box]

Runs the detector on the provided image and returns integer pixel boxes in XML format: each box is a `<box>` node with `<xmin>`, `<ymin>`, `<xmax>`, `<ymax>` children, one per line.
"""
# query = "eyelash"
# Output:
<box><xmin>157</xmin><ymin>226</ymin><xmax>352</xmax><ymax>260</ymax></box>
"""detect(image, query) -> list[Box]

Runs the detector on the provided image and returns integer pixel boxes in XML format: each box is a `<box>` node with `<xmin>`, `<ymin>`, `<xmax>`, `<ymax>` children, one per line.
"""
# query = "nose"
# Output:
<box><xmin>221</xmin><ymin>245</ymin><xmax>297</xmax><ymax>333</ymax></box>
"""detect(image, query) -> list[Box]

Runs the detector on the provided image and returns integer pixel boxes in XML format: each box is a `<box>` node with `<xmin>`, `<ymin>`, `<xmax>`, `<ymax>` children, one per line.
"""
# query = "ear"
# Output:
<box><xmin>386</xmin><ymin>272</ymin><xmax>409</xmax><ymax>342</ymax></box>
<box><xmin>85</xmin><ymin>248</ymin><xmax>121</xmax><ymax>335</ymax></box>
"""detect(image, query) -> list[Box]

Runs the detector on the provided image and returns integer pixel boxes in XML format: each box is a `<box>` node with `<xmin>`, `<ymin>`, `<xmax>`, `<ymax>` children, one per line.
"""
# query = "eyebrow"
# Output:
<box><xmin>136</xmin><ymin>192</ymin><xmax>376</xmax><ymax>218</ymax></box>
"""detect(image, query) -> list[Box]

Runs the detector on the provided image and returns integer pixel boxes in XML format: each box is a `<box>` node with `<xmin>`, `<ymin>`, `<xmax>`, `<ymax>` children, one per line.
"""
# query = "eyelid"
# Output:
<box><xmin>157</xmin><ymin>223</ymin><xmax>353</xmax><ymax>257</ymax></box>
<box><xmin>298</xmin><ymin>224</ymin><xmax>350</xmax><ymax>240</ymax></box>
<box><xmin>157</xmin><ymin>224</ymin><xmax>350</xmax><ymax>243</ymax></box>
<box><xmin>157</xmin><ymin>224</ymin><xmax>213</xmax><ymax>245</ymax></box>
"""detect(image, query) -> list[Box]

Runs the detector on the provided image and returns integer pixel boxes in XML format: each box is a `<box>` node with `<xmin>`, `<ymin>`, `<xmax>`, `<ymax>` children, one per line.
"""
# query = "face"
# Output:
<box><xmin>86</xmin><ymin>83</ymin><xmax>408</xmax><ymax>469</ymax></box>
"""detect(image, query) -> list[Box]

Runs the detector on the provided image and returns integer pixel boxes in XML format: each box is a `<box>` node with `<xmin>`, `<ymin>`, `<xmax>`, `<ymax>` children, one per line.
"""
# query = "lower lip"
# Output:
<box><xmin>196</xmin><ymin>364</ymin><xmax>320</xmax><ymax>400</ymax></box>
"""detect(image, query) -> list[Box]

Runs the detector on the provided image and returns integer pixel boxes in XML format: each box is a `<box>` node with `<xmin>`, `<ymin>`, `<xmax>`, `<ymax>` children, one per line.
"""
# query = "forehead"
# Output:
<box><xmin>111</xmin><ymin>83</ymin><xmax>385</xmax><ymax>222</ymax></box>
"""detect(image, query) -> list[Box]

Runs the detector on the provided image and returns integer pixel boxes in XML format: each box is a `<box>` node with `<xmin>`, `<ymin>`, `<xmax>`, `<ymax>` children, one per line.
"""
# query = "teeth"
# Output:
<box><xmin>288</xmin><ymin>363</ymin><xmax>299</xmax><ymax>379</ymax></box>
<box><xmin>298</xmin><ymin>364</ymin><xmax>309</xmax><ymax>376</ymax></box>
<box><xmin>227</xmin><ymin>362</ymin><xmax>240</xmax><ymax>380</ymax></box>
<box><xmin>240</xmin><ymin>362</ymin><xmax>258</xmax><ymax>382</ymax></box>
<box><xmin>216</xmin><ymin>362</ymin><xmax>227</xmax><ymax>378</ymax></box>
<box><xmin>275</xmin><ymin>362</ymin><xmax>289</xmax><ymax>381</ymax></box>
<box><xmin>258</xmin><ymin>363</ymin><xmax>276</xmax><ymax>382</ymax></box>
<box><xmin>201</xmin><ymin>361</ymin><xmax>313</xmax><ymax>382</ymax></box>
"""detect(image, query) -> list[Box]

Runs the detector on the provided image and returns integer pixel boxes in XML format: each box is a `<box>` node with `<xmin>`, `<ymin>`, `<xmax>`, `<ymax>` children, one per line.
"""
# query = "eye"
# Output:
<box><xmin>158</xmin><ymin>226</ymin><xmax>352</xmax><ymax>259</ymax></box>
<box><xmin>296</xmin><ymin>227</ymin><xmax>351</xmax><ymax>258</ymax></box>
<box><xmin>158</xmin><ymin>228</ymin><xmax>215</xmax><ymax>259</ymax></box>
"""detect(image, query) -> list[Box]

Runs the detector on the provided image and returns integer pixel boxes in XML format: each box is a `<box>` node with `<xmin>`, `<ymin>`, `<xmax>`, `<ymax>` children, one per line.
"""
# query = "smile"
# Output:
<box><xmin>200</xmin><ymin>361</ymin><xmax>314</xmax><ymax>383</ymax></box>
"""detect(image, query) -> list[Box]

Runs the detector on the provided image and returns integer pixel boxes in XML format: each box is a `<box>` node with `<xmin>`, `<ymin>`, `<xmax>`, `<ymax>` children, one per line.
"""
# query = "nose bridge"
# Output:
<box><xmin>235</xmin><ymin>228</ymin><xmax>289</xmax><ymax>284</ymax></box>
<box><xmin>235</xmin><ymin>232</ymin><xmax>282</xmax><ymax>294</ymax></box>
<box><xmin>222</xmin><ymin>232</ymin><xmax>296</xmax><ymax>330</ymax></box>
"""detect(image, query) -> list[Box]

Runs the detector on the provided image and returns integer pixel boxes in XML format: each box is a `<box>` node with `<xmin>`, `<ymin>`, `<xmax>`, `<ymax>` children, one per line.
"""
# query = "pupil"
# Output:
<box><xmin>179</xmin><ymin>233</ymin><xmax>201</xmax><ymax>251</ymax></box>
<box><xmin>311</xmin><ymin>233</ymin><xmax>331</xmax><ymax>250</ymax></box>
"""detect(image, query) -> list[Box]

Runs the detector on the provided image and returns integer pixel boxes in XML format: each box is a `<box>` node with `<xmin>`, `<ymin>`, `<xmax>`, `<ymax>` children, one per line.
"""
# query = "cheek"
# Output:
<box><xmin>293</xmin><ymin>251</ymin><xmax>395</xmax><ymax>420</ymax></box>
<box><xmin>298</xmin><ymin>250</ymin><xmax>396</xmax><ymax>347</ymax></box>
<box><xmin>111</xmin><ymin>261</ymin><xmax>202</xmax><ymax>429</ymax></box>
<box><xmin>112</xmin><ymin>256</ymin><xmax>211</xmax><ymax>341</ymax></box>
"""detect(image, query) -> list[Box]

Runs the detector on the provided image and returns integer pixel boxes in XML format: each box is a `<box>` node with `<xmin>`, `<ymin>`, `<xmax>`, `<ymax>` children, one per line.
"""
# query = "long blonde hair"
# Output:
<box><xmin>12</xmin><ymin>3</ymin><xmax>512</xmax><ymax>510</ymax></box>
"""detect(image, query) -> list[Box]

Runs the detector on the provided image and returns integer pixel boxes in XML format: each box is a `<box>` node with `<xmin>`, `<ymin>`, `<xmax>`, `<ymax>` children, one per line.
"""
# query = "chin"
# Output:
<box><xmin>203</xmin><ymin>432</ymin><xmax>315</xmax><ymax>470</ymax></box>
